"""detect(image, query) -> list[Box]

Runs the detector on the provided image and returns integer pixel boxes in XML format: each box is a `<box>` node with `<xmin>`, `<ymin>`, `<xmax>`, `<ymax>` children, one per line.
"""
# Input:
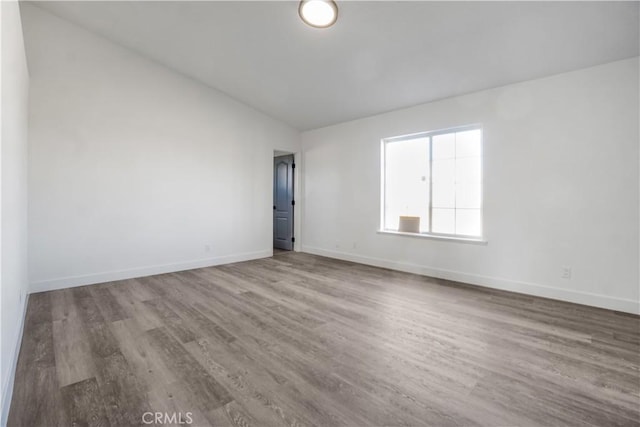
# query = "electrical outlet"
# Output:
<box><xmin>204</xmin><ymin>244</ymin><xmax>211</xmax><ymax>253</ymax></box>
<box><xmin>561</xmin><ymin>265</ymin><xmax>572</xmax><ymax>279</ymax></box>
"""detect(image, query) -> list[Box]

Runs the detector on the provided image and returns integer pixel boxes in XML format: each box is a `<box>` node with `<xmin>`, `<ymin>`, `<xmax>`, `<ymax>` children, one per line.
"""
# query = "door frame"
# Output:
<box><xmin>273</xmin><ymin>150</ymin><xmax>301</xmax><ymax>252</ymax></box>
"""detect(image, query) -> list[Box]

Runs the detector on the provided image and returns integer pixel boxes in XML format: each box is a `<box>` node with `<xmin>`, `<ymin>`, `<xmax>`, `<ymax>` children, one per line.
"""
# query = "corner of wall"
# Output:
<box><xmin>0</xmin><ymin>1</ymin><xmax>31</xmax><ymax>424</ymax></box>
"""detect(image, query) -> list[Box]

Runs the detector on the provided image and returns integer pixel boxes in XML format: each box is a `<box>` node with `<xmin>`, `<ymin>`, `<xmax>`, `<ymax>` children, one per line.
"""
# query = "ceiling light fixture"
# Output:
<box><xmin>299</xmin><ymin>0</ymin><xmax>338</xmax><ymax>28</ymax></box>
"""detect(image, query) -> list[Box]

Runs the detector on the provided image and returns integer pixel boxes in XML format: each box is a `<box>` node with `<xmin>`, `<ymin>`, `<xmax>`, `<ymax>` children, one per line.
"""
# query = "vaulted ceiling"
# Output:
<box><xmin>30</xmin><ymin>1</ymin><xmax>640</xmax><ymax>130</ymax></box>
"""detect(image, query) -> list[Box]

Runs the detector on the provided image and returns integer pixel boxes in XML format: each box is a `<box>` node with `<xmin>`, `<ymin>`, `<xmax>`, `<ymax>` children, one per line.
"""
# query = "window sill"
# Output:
<box><xmin>377</xmin><ymin>230</ymin><xmax>488</xmax><ymax>245</ymax></box>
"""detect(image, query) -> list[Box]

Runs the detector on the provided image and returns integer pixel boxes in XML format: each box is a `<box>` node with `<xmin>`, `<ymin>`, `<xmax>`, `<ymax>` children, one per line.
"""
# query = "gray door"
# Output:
<box><xmin>273</xmin><ymin>155</ymin><xmax>294</xmax><ymax>250</ymax></box>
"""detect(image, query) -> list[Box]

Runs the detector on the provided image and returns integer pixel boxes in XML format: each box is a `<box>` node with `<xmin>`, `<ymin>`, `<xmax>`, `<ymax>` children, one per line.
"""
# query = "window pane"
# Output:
<box><xmin>456</xmin><ymin>129</ymin><xmax>481</xmax><ymax>158</ymax></box>
<box><xmin>432</xmin><ymin>133</ymin><xmax>455</xmax><ymax>159</ymax></box>
<box><xmin>455</xmin><ymin>157</ymin><xmax>481</xmax><ymax>209</ymax></box>
<box><xmin>432</xmin><ymin>158</ymin><xmax>455</xmax><ymax>208</ymax></box>
<box><xmin>432</xmin><ymin>208</ymin><xmax>455</xmax><ymax>234</ymax></box>
<box><xmin>456</xmin><ymin>183</ymin><xmax>480</xmax><ymax>209</ymax></box>
<box><xmin>456</xmin><ymin>209</ymin><xmax>481</xmax><ymax>236</ymax></box>
<box><xmin>456</xmin><ymin>157</ymin><xmax>481</xmax><ymax>183</ymax></box>
<box><xmin>384</xmin><ymin>138</ymin><xmax>429</xmax><ymax>232</ymax></box>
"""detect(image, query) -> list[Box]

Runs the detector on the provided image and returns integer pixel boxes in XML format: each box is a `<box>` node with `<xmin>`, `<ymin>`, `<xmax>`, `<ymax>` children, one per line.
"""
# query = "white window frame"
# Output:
<box><xmin>379</xmin><ymin>124</ymin><xmax>486</xmax><ymax>244</ymax></box>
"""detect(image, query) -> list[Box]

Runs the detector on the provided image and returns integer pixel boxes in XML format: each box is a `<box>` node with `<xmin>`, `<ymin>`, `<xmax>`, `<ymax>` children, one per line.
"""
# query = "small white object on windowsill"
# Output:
<box><xmin>398</xmin><ymin>216</ymin><xmax>420</xmax><ymax>233</ymax></box>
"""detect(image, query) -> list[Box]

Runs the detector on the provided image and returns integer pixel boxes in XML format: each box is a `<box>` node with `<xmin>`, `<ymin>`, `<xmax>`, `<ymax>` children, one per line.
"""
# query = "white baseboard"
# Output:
<box><xmin>301</xmin><ymin>245</ymin><xmax>640</xmax><ymax>315</ymax></box>
<box><xmin>1</xmin><ymin>295</ymin><xmax>28</xmax><ymax>427</ymax></box>
<box><xmin>30</xmin><ymin>249</ymin><xmax>272</xmax><ymax>294</ymax></box>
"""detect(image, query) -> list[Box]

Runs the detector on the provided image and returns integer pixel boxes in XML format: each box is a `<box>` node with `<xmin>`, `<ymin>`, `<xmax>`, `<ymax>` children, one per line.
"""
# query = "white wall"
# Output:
<box><xmin>0</xmin><ymin>1</ymin><xmax>30</xmax><ymax>424</ymax></box>
<box><xmin>22</xmin><ymin>5</ymin><xmax>300</xmax><ymax>292</ymax></box>
<box><xmin>301</xmin><ymin>58</ymin><xmax>640</xmax><ymax>314</ymax></box>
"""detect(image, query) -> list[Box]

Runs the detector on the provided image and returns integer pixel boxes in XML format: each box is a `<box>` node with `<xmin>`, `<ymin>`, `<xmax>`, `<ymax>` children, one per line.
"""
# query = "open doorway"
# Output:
<box><xmin>273</xmin><ymin>153</ymin><xmax>295</xmax><ymax>251</ymax></box>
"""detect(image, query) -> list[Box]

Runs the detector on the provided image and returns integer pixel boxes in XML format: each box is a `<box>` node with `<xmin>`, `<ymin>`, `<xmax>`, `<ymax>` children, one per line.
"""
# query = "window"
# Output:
<box><xmin>381</xmin><ymin>125</ymin><xmax>483</xmax><ymax>239</ymax></box>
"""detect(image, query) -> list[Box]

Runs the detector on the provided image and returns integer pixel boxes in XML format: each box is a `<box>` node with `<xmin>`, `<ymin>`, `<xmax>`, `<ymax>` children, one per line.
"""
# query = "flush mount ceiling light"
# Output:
<box><xmin>299</xmin><ymin>0</ymin><xmax>338</xmax><ymax>28</ymax></box>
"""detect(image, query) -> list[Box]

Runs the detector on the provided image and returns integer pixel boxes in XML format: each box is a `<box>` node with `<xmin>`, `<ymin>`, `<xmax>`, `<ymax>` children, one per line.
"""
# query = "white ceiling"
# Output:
<box><xmin>30</xmin><ymin>1</ymin><xmax>640</xmax><ymax>130</ymax></box>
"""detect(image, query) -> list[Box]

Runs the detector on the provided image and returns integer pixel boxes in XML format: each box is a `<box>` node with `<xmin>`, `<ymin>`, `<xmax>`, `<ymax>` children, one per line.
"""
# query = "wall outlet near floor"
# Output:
<box><xmin>204</xmin><ymin>244</ymin><xmax>211</xmax><ymax>253</ymax></box>
<box><xmin>561</xmin><ymin>265</ymin><xmax>572</xmax><ymax>279</ymax></box>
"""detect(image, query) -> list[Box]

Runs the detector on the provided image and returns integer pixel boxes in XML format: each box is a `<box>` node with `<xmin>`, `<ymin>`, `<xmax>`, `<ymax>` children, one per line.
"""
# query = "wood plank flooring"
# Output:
<box><xmin>8</xmin><ymin>252</ymin><xmax>640</xmax><ymax>426</ymax></box>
